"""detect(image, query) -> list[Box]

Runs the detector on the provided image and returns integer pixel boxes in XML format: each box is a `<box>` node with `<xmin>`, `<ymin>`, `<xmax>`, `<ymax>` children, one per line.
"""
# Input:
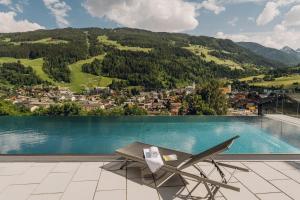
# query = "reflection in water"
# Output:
<box><xmin>0</xmin><ymin>116</ymin><xmax>299</xmax><ymax>154</ymax></box>
<box><xmin>261</xmin><ymin>118</ymin><xmax>300</xmax><ymax>149</ymax></box>
<box><xmin>0</xmin><ymin>130</ymin><xmax>47</xmax><ymax>154</ymax></box>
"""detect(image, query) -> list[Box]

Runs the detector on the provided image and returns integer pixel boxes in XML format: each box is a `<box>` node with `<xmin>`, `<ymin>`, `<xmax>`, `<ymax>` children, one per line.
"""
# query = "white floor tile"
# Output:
<box><xmin>220</xmin><ymin>182</ymin><xmax>258</xmax><ymax>200</ymax></box>
<box><xmin>15</xmin><ymin>166</ymin><xmax>53</xmax><ymax>184</ymax></box>
<box><xmin>0</xmin><ymin>184</ymin><xmax>37</xmax><ymax>200</ymax></box>
<box><xmin>234</xmin><ymin>172</ymin><xmax>279</xmax><ymax>194</ymax></box>
<box><xmin>0</xmin><ymin>175</ymin><xmax>18</xmax><ymax>192</ymax></box>
<box><xmin>271</xmin><ymin>179</ymin><xmax>300</xmax><ymax>200</ymax></box>
<box><xmin>243</xmin><ymin>162</ymin><xmax>287</xmax><ymax>180</ymax></box>
<box><xmin>127</xmin><ymin>178</ymin><xmax>159</xmax><ymax>200</ymax></box>
<box><xmin>27</xmin><ymin>193</ymin><xmax>62</xmax><ymax>200</ymax></box>
<box><xmin>61</xmin><ymin>181</ymin><xmax>97</xmax><ymax>200</ymax></box>
<box><xmin>94</xmin><ymin>190</ymin><xmax>126</xmax><ymax>200</ymax></box>
<box><xmin>72</xmin><ymin>163</ymin><xmax>102</xmax><ymax>181</ymax></box>
<box><xmin>98</xmin><ymin>170</ymin><xmax>126</xmax><ymax>190</ymax></box>
<box><xmin>257</xmin><ymin>193</ymin><xmax>292</xmax><ymax>200</ymax></box>
<box><xmin>52</xmin><ymin>162</ymin><xmax>80</xmax><ymax>173</ymax></box>
<box><xmin>0</xmin><ymin>163</ymin><xmax>32</xmax><ymax>176</ymax></box>
<box><xmin>33</xmin><ymin>172</ymin><xmax>73</xmax><ymax>194</ymax></box>
<box><xmin>266</xmin><ymin>162</ymin><xmax>299</xmax><ymax>170</ymax></box>
<box><xmin>280</xmin><ymin>169</ymin><xmax>300</xmax><ymax>184</ymax></box>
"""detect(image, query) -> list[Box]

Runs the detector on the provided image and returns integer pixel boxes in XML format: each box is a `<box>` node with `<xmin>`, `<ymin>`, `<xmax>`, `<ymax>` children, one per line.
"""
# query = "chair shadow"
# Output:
<box><xmin>286</xmin><ymin>161</ymin><xmax>300</xmax><ymax>170</ymax></box>
<box><xmin>101</xmin><ymin>160</ymin><xmax>198</xmax><ymax>200</ymax></box>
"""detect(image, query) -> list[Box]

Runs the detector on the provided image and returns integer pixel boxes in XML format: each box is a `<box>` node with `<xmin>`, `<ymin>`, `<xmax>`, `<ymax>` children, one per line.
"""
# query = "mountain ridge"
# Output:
<box><xmin>238</xmin><ymin>42</ymin><xmax>300</xmax><ymax>66</ymax></box>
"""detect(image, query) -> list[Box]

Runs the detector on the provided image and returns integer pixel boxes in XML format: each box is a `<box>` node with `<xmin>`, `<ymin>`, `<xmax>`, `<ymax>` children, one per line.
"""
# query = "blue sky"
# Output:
<box><xmin>0</xmin><ymin>0</ymin><xmax>300</xmax><ymax>49</ymax></box>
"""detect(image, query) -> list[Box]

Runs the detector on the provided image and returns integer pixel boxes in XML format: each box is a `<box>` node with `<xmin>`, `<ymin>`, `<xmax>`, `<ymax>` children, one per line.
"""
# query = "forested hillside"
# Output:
<box><xmin>0</xmin><ymin>27</ymin><xmax>285</xmax><ymax>92</ymax></box>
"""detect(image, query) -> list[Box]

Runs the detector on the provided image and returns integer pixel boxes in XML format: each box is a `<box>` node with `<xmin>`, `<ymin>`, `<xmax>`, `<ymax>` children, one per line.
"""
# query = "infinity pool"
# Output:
<box><xmin>0</xmin><ymin>116</ymin><xmax>300</xmax><ymax>154</ymax></box>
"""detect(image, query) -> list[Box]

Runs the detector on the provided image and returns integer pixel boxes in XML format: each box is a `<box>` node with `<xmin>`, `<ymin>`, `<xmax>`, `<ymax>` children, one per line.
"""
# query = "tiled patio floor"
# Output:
<box><xmin>0</xmin><ymin>161</ymin><xmax>299</xmax><ymax>200</ymax></box>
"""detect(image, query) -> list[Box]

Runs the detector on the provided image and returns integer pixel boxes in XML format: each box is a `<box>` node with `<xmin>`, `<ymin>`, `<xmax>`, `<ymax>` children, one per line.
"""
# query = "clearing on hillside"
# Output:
<box><xmin>0</xmin><ymin>57</ymin><xmax>53</xmax><ymax>83</ymax></box>
<box><xmin>98</xmin><ymin>35</ymin><xmax>152</xmax><ymax>52</ymax></box>
<box><xmin>60</xmin><ymin>54</ymin><xmax>115</xmax><ymax>92</ymax></box>
<box><xmin>1</xmin><ymin>37</ymin><xmax>69</xmax><ymax>45</ymax></box>
<box><xmin>241</xmin><ymin>74</ymin><xmax>300</xmax><ymax>88</ymax></box>
<box><xmin>184</xmin><ymin>45</ymin><xmax>243</xmax><ymax>70</ymax></box>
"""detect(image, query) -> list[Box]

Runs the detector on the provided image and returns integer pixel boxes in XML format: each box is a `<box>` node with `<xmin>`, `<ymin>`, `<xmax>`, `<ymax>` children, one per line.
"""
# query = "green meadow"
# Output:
<box><xmin>0</xmin><ymin>55</ymin><xmax>115</xmax><ymax>92</ymax></box>
<box><xmin>98</xmin><ymin>35</ymin><xmax>152</xmax><ymax>52</ymax></box>
<box><xmin>0</xmin><ymin>57</ymin><xmax>53</xmax><ymax>83</ymax></box>
<box><xmin>184</xmin><ymin>45</ymin><xmax>243</xmax><ymax>70</ymax></box>
<box><xmin>240</xmin><ymin>74</ymin><xmax>300</xmax><ymax>88</ymax></box>
<box><xmin>60</xmin><ymin>54</ymin><xmax>114</xmax><ymax>92</ymax></box>
<box><xmin>1</xmin><ymin>37</ymin><xmax>68</xmax><ymax>45</ymax></box>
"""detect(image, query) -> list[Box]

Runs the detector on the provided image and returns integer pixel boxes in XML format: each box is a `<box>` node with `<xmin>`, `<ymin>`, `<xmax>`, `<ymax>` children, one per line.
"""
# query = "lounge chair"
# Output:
<box><xmin>115</xmin><ymin>135</ymin><xmax>249</xmax><ymax>199</ymax></box>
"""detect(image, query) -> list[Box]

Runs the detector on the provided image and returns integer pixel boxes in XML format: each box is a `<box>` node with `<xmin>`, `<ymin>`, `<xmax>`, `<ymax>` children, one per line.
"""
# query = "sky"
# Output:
<box><xmin>0</xmin><ymin>0</ymin><xmax>300</xmax><ymax>50</ymax></box>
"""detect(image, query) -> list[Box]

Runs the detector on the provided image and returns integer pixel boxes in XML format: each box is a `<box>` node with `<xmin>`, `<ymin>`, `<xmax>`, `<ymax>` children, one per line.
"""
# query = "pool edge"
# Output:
<box><xmin>0</xmin><ymin>154</ymin><xmax>299</xmax><ymax>162</ymax></box>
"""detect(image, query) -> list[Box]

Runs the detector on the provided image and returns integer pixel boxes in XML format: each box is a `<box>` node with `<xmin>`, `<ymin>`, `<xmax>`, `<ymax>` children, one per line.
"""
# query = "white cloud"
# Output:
<box><xmin>9</xmin><ymin>3</ymin><xmax>24</xmax><ymax>13</ymax></box>
<box><xmin>255</xmin><ymin>0</ymin><xmax>300</xmax><ymax>26</ymax></box>
<box><xmin>283</xmin><ymin>5</ymin><xmax>300</xmax><ymax>27</ymax></box>
<box><xmin>0</xmin><ymin>0</ymin><xmax>11</xmax><ymax>5</ymax></box>
<box><xmin>228</xmin><ymin>17</ymin><xmax>239</xmax><ymax>26</ymax></box>
<box><xmin>0</xmin><ymin>11</ymin><xmax>45</xmax><ymax>33</ymax></box>
<box><xmin>256</xmin><ymin>2</ymin><xmax>280</xmax><ymax>26</ymax></box>
<box><xmin>216</xmin><ymin>26</ymin><xmax>300</xmax><ymax>49</ymax></box>
<box><xmin>43</xmin><ymin>0</ymin><xmax>71</xmax><ymax>28</ymax></box>
<box><xmin>197</xmin><ymin>0</ymin><xmax>225</xmax><ymax>15</ymax></box>
<box><xmin>216</xmin><ymin>31</ymin><xmax>249</xmax><ymax>41</ymax></box>
<box><xmin>83</xmin><ymin>0</ymin><xmax>199</xmax><ymax>32</ymax></box>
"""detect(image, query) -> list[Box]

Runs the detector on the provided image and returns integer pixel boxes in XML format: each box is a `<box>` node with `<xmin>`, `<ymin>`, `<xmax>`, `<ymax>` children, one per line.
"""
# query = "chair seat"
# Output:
<box><xmin>116</xmin><ymin>142</ymin><xmax>192</xmax><ymax>168</ymax></box>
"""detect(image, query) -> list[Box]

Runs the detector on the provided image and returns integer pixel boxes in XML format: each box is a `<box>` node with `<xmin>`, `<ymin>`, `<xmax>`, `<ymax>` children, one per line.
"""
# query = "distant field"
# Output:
<box><xmin>0</xmin><ymin>57</ymin><xmax>53</xmax><ymax>83</ymax></box>
<box><xmin>184</xmin><ymin>45</ymin><xmax>243</xmax><ymax>70</ymax></box>
<box><xmin>241</xmin><ymin>74</ymin><xmax>300</xmax><ymax>88</ymax></box>
<box><xmin>252</xmin><ymin>75</ymin><xmax>300</xmax><ymax>88</ymax></box>
<box><xmin>0</xmin><ymin>55</ymin><xmax>114</xmax><ymax>92</ymax></box>
<box><xmin>98</xmin><ymin>35</ymin><xmax>152</xmax><ymax>52</ymax></box>
<box><xmin>1</xmin><ymin>37</ymin><xmax>68</xmax><ymax>45</ymax></box>
<box><xmin>240</xmin><ymin>75</ymin><xmax>265</xmax><ymax>82</ymax></box>
<box><xmin>60</xmin><ymin>54</ymin><xmax>115</xmax><ymax>92</ymax></box>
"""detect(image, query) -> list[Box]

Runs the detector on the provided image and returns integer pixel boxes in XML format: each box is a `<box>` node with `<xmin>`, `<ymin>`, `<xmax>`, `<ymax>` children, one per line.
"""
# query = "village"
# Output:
<box><xmin>3</xmin><ymin>82</ymin><xmax>280</xmax><ymax>116</ymax></box>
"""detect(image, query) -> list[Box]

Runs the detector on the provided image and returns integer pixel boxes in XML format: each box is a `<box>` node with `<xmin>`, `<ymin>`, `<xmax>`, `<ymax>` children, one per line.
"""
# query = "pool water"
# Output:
<box><xmin>0</xmin><ymin>116</ymin><xmax>299</xmax><ymax>154</ymax></box>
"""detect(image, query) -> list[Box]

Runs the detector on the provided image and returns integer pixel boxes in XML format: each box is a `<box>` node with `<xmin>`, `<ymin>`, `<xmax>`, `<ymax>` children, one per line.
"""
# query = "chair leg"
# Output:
<box><xmin>204</xmin><ymin>159</ymin><xmax>249</xmax><ymax>172</ymax></box>
<box><xmin>211</xmin><ymin>159</ymin><xmax>227</xmax><ymax>184</ymax></box>
<box><xmin>119</xmin><ymin>159</ymin><xmax>128</xmax><ymax>170</ymax></box>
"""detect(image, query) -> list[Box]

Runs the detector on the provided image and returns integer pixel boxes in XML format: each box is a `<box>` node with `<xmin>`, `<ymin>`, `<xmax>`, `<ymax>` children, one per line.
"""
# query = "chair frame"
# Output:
<box><xmin>115</xmin><ymin>136</ymin><xmax>249</xmax><ymax>199</ymax></box>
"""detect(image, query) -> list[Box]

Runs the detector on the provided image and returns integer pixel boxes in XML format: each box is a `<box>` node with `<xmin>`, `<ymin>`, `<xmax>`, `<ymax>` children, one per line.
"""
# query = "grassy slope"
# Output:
<box><xmin>240</xmin><ymin>75</ymin><xmax>265</xmax><ymax>82</ymax></box>
<box><xmin>252</xmin><ymin>75</ymin><xmax>300</xmax><ymax>88</ymax></box>
<box><xmin>98</xmin><ymin>35</ymin><xmax>152</xmax><ymax>52</ymax></box>
<box><xmin>60</xmin><ymin>54</ymin><xmax>114</xmax><ymax>92</ymax></box>
<box><xmin>0</xmin><ymin>57</ymin><xmax>53</xmax><ymax>83</ymax></box>
<box><xmin>184</xmin><ymin>45</ymin><xmax>243</xmax><ymax>70</ymax></box>
<box><xmin>1</xmin><ymin>37</ymin><xmax>68</xmax><ymax>45</ymax></box>
<box><xmin>0</xmin><ymin>55</ymin><xmax>114</xmax><ymax>92</ymax></box>
<box><xmin>240</xmin><ymin>74</ymin><xmax>300</xmax><ymax>88</ymax></box>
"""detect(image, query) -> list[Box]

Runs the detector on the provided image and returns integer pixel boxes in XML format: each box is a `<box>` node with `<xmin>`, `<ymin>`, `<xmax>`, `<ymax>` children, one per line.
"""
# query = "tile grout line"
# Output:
<box><xmin>241</xmin><ymin>162</ymin><xmax>295</xmax><ymax>200</ymax></box>
<box><xmin>9</xmin><ymin>164</ymin><xmax>60</xmax><ymax>187</ymax></box>
<box><xmin>25</xmin><ymin>163</ymin><xmax>58</xmax><ymax>200</ymax></box>
<box><xmin>223</xmin><ymin>162</ymin><xmax>261</xmax><ymax>200</ymax></box>
<box><xmin>92</xmin><ymin>162</ymin><xmax>103</xmax><ymax>200</ymax></box>
<box><xmin>57</xmin><ymin>162</ymin><xmax>81</xmax><ymax>200</ymax></box>
<box><xmin>264</xmin><ymin>161</ymin><xmax>300</xmax><ymax>184</ymax></box>
<box><xmin>30</xmin><ymin>163</ymin><xmax>63</xmax><ymax>195</ymax></box>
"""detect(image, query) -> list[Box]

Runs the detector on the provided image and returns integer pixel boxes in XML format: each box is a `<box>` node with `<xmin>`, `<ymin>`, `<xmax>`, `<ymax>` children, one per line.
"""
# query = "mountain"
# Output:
<box><xmin>237</xmin><ymin>42</ymin><xmax>300</xmax><ymax>66</ymax></box>
<box><xmin>281</xmin><ymin>46</ymin><xmax>298</xmax><ymax>54</ymax></box>
<box><xmin>0</xmin><ymin>28</ymin><xmax>286</xmax><ymax>92</ymax></box>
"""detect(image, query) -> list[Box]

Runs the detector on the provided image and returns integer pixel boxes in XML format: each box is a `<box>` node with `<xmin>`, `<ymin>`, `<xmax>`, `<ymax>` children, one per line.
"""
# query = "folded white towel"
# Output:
<box><xmin>143</xmin><ymin>147</ymin><xmax>164</xmax><ymax>173</ymax></box>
